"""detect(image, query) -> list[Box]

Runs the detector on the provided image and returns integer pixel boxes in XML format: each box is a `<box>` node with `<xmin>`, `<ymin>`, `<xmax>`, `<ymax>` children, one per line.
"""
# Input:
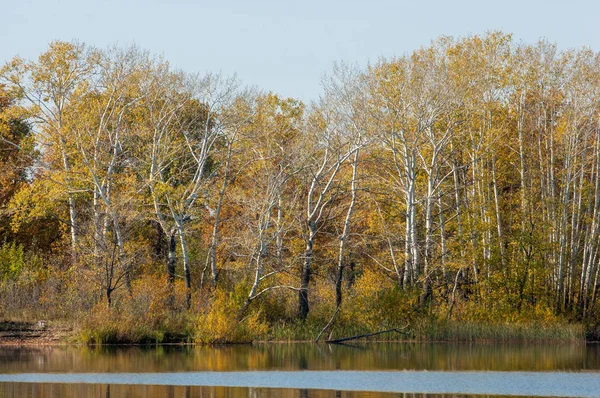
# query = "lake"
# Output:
<box><xmin>0</xmin><ymin>342</ymin><xmax>599</xmax><ymax>397</ymax></box>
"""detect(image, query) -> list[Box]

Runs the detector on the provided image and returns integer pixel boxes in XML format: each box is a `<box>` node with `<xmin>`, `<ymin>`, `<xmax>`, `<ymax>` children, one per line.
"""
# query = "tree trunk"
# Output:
<box><xmin>240</xmin><ymin>242</ymin><xmax>265</xmax><ymax>319</ymax></box>
<box><xmin>276</xmin><ymin>195</ymin><xmax>284</xmax><ymax>267</ymax></box>
<box><xmin>405</xmin><ymin>165</ymin><xmax>418</xmax><ymax>287</ymax></box>
<box><xmin>106</xmin><ymin>287</ymin><xmax>112</xmax><ymax>308</ymax></box>
<box><xmin>491</xmin><ymin>155</ymin><xmax>506</xmax><ymax>271</ymax></box>
<box><xmin>421</xmin><ymin>173</ymin><xmax>434</xmax><ymax>307</ymax></box>
<box><xmin>176</xmin><ymin>221</ymin><xmax>192</xmax><ymax>309</ymax></box>
<box><xmin>299</xmin><ymin>223</ymin><xmax>315</xmax><ymax>321</ymax></box>
<box><xmin>167</xmin><ymin>229</ymin><xmax>176</xmax><ymax>285</ymax></box>
<box><xmin>335</xmin><ymin>149</ymin><xmax>359</xmax><ymax>308</ymax></box>
<box><xmin>60</xmin><ymin>135</ymin><xmax>78</xmax><ymax>258</ymax></box>
<box><xmin>206</xmin><ymin>139</ymin><xmax>233</xmax><ymax>287</ymax></box>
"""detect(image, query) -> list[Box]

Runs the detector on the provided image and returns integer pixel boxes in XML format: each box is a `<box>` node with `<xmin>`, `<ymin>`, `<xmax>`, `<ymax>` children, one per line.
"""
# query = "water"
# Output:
<box><xmin>1</xmin><ymin>343</ymin><xmax>599</xmax><ymax>397</ymax></box>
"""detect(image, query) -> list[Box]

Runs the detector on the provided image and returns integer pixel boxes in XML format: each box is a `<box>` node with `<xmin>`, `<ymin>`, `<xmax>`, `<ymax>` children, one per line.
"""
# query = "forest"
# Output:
<box><xmin>0</xmin><ymin>32</ymin><xmax>599</xmax><ymax>343</ymax></box>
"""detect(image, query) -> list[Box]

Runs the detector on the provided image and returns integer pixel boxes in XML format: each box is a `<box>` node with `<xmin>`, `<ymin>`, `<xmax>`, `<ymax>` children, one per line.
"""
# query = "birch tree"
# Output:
<box><xmin>297</xmin><ymin>104</ymin><xmax>358</xmax><ymax>320</ymax></box>
<box><xmin>1</xmin><ymin>41</ymin><xmax>95</xmax><ymax>257</ymax></box>
<box><xmin>321</xmin><ymin>63</ymin><xmax>369</xmax><ymax>308</ymax></box>
<box><xmin>145</xmin><ymin>72</ymin><xmax>240</xmax><ymax>307</ymax></box>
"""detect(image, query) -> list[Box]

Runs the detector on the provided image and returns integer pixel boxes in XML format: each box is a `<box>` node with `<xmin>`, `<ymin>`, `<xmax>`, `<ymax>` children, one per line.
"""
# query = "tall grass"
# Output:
<box><xmin>262</xmin><ymin>318</ymin><xmax>584</xmax><ymax>343</ymax></box>
<box><xmin>401</xmin><ymin>319</ymin><xmax>584</xmax><ymax>342</ymax></box>
<box><xmin>76</xmin><ymin>317</ymin><xmax>586</xmax><ymax>345</ymax></box>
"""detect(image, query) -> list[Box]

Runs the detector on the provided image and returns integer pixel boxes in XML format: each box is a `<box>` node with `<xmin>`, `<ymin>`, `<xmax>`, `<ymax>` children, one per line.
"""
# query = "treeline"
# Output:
<box><xmin>1</xmin><ymin>32</ymin><xmax>599</xmax><ymax>342</ymax></box>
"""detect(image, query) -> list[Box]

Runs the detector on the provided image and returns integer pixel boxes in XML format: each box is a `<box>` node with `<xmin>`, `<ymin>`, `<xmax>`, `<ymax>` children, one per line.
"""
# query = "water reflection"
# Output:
<box><xmin>3</xmin><ymin>370</ymin><xmax>600</xmax><ymax>397</ymax></box>
<box><xmin>0</xmin><ymin>383</ymin><xmax>543</xmax><ymax>398</ymax></box>
<box><xmin>0</xmin><ymin>342</ymin><xmax>598</xmax><ymax>374</ymax></box>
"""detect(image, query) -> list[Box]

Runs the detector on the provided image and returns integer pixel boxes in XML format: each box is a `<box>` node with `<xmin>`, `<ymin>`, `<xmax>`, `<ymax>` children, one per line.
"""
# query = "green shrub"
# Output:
<box><xmin>0</xmin><ymin>242</ymin><xmax>25</xmax><ymax>280</ymax></box>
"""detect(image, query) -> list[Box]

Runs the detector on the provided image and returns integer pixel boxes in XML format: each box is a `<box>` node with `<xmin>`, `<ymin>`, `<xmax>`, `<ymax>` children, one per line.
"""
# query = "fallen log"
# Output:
<box><xmin>315</xmin><ymin>306</ymin><xmax>340</xmax><ymax>343</ymax></box>
<box><xmin>325</xmin><ymin>326</ymin><xmax>410</xmax><ymax>344</ymax></box>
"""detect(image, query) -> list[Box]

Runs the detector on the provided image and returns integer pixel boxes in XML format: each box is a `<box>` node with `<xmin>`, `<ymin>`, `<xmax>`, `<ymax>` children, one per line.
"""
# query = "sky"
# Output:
<box><xmin>2</xmin><ymin>0</ymin><xmax>600</xmax><ymax>103</ymax></box>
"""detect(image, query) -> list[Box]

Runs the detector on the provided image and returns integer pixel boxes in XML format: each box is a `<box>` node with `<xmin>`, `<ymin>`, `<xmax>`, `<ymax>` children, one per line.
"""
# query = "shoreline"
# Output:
<box><xmin>0</xmin><ymin>320</ymin><xmax>72</xmax><ymax>346</ymax></box>
<box><xmin>0</xmin><ymin>335</ymin><xmax>590</xmax><ymax>347</ymax></box>
<box><xmin>1</xmin><ymin>319</ymin><xmax>591</xmax><ymax>346</ymax></box>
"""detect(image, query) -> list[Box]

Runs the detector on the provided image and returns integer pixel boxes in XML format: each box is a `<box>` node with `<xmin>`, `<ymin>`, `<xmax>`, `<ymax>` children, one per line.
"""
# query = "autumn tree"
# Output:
<box><xmin>1</xmin><ymin>41</ymin><xmax>96</xmax><ymax>257</ymax></box>
<box><xmin>228</xmin><ymin>93</ymin><xmax>305</xmax><ymax>318</ymax></box>
<box><xmin>143</xmin><ymin>71</ymin><xmax>242</xmax><ymax>307</ymax></box>
<box><xmin>0</xmin><ymin>84</ymin><xmax>34</xmax><ymax>243</ymax></box>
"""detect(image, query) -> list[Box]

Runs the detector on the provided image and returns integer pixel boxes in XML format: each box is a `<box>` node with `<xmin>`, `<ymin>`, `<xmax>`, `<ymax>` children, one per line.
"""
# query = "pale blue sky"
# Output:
<box><xmin>2</xmin><ymin>0</ymin><xmax>599</xmax><ymax>103</ymax></box>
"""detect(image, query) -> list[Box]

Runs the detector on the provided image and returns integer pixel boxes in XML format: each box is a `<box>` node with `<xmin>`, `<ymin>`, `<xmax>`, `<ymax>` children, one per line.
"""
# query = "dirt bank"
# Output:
<box><xmin>0</xmin><ymin>321</ymin><xmax>73</xmax><ymax>346</ymax></box>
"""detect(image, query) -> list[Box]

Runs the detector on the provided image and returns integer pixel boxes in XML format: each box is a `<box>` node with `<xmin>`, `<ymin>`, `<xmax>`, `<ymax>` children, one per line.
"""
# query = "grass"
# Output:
<box><xmin>6</xmin><ymin>317</ymin><xmax>586</xmax><ymax>345</ymax></box>
<box><xmin>410</xmin><ymin>319</ymin><xmax>585</xmax><ymax>342</ymax></box>
<box><xmin>261</xmin><ymin>317</ymin><xmax>585</xmax><ymax>343</ymax></box>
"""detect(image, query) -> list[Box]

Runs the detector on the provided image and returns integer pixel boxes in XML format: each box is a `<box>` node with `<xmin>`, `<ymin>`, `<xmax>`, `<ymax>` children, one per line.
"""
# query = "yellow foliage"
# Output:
<box><xmin>195</xmin><ymin>290</ymin><xmax>268</xmax><ymax>344</ymax></box>
<box><xmin>80</xmin><ymin>275</ymin><xmax>190</xmax><ymax>344</ymax></box>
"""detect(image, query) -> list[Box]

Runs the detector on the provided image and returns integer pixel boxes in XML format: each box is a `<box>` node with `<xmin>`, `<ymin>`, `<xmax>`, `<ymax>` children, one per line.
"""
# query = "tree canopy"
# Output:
<box><xmin>1</xmin><ymin>33</ymin><xmax>600</xmax><ymax>342</ymax></box>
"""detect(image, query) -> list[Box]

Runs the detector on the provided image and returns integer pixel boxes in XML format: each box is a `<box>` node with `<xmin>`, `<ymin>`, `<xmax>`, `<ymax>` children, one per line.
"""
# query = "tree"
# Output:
<box><xmin>64</xmin><ymin>45</ymin><xmax>151</xmax><ymax>305</ymax></box>
<box><xmin>320</xmin><ymin>64</ymin><xmax>369</xmax><ymax>309</ymax></box>
<box><xmin>0</xmin><ymin>84</ymin><xmax>35</xmax><ymax>243</ymax></box>
<box><xmin>1</xmin><ymin>41</ymin><xmax>96</xmax><ymax>257</ymax></box>
<box><xmin>297</xmin><ymin>102</ymin><xmax>358</xmax><ymax>320</ymax></box>
<box><xmin>144</xmin><ymin>72</ymin><xmax>241</xmax><ymax>308</ymax></box>
<box><xmin>231</xmin><ymin>93</ymin><xmax>305</xmax><ymax>318</ymax></box>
